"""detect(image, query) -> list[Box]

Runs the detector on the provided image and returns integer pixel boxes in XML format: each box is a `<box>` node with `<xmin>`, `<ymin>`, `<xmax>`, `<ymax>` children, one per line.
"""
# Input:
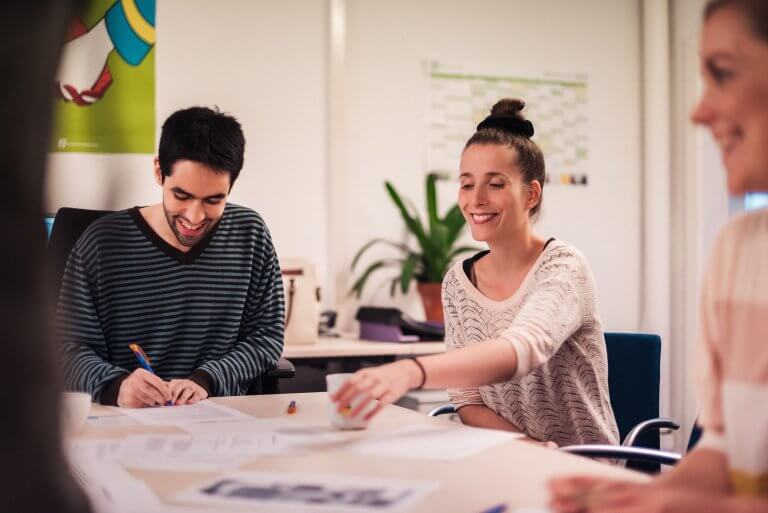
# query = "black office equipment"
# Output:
<box><xmin>356</xmin><ymin>307</ymin><xmax>444</xmax><ymax>342</ymax></box>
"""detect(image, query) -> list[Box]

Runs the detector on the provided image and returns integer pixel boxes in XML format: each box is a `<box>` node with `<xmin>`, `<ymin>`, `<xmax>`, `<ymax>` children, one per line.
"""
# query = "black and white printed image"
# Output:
<box><xmin>202</xmin><ymin>478</ymin><xmax>413</xmax><ymax>508</ymax></box>
<box><xmin>177</xmin><ymin>472</ymin><xmax>439</xmax><ymax>513</ymax></box>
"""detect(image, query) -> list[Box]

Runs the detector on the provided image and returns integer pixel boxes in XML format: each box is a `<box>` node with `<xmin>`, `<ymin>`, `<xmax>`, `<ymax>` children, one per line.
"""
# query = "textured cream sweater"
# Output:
<box><xmin>444</xmin><ymin>240</ymin><xmax>619</xmax><ymax>446</ymax></box>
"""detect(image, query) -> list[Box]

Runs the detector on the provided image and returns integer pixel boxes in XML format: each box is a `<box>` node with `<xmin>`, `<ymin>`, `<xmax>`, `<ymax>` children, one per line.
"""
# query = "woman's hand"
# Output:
<box><xmin>330</xmin><ymin>359</ymin><xmax>424</xmax><ymax>420</ymax></box>
<box><xmin>548</xmin><ymin>477</ymin><xmax>726</xmax><ymax>513</ymax></box>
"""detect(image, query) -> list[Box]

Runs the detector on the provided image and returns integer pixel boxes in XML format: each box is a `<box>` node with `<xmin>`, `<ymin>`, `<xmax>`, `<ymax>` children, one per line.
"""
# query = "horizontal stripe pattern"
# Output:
<box><xmin>57</xmin><ymin>203</ymin><xmax>285</xmax><ymax>401</ymax></box>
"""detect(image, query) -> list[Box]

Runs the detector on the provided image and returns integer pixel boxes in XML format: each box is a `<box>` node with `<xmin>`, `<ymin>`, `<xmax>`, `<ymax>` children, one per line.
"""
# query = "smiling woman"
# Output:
<box><xmin>332</xmin><ymin>99</ymin><xmax>619</xmax><ymax>448</ymax></box>
<box><xmin>690</xmin><ymin>0</ymin><xmax>768</xmax><ymax>195</ymax></box>
<box><xmin>550</xmin><ymin>1</ymin><xmax>768</xmax><ymax>511</ymax></box>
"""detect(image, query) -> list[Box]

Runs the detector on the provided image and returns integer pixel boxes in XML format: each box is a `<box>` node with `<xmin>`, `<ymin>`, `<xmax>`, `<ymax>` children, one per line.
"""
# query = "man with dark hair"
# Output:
<box><xmin>58</xmin><ymin>106</ymin><xmax>285</xmax><ymax>408</ymax></box>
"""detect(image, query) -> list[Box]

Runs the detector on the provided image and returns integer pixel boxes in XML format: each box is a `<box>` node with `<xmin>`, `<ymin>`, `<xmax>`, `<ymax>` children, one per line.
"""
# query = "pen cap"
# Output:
<box><xmin>128</xmin><ymin>343</ymin><xmax>151</xmax><ymax>363</ymax></box>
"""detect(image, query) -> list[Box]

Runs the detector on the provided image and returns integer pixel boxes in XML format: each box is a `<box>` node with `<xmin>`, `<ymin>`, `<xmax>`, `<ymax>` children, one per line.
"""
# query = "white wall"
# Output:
<box><xmin>43</xmin><ymin>0</ymin><xmax>742</xmax><ymax>451</ymax></box>
<box><xmin>334</xmin><ymin>0</ymin><xmax>643</xmax><ymax>331</ymax></box>
<box><xmin>47</xmin><ymin>1</ymin><xmax>645</xmax><ymax>335</ymax></box>
<box><xmin>670</xmin><ymin>0</ymin><xmax>730</xmax><ymax>448</ymax></box>
<box><xmin>45</xmin><ymin>0</ymin><xmax>330</xmax><ymax>288</ymax></box>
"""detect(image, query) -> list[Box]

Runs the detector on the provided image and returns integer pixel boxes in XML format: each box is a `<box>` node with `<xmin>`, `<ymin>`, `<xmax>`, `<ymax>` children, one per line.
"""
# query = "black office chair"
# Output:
<box><xmin>560</xmin><ymin>422</ymin><xmax>703</xmax><ymax>469</ymax></box>
<box><xmin>48</xmin><ymin>207</ymin><xmax>295</xmax><ymax>394</ymax></box>
<box><xmin>560</xmin><ymin>332</ymin><xmax>676</xmax><ymax>472</ymax></box>
<box><xmin>428</xmin><ymin>332</ymin><xmax>680</xmax><ymax>473</ymax></box>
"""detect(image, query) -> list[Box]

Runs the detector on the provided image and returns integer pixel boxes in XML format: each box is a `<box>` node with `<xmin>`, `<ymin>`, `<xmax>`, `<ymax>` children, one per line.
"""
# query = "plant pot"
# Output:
<box><xmin>417</xmin><ymin>282</ymin><xmax>444</xmax><ymax>324</ymax></box>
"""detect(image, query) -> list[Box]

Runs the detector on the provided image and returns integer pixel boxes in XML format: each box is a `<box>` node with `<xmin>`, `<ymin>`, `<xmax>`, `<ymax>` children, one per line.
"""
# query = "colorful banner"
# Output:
<box><xmin>51</xmin><ymin>0</ymin><xmax>156</xmax><ymax>154</ymax></box>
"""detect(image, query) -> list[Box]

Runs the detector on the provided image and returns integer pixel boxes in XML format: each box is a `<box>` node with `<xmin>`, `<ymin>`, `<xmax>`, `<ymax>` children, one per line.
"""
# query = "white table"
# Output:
<box><xmin>74</xmin><ymin>393</ymin><xmax>647</xmax><ymax>512</ymax></box>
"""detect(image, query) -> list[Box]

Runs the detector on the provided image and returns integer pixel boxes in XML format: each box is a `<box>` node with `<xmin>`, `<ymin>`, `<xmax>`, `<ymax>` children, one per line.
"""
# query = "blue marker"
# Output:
<box><xmin>128</xmin><ymin>343</ymin><xmax>172</xmax><ymax>406</ymax></box>
<box><xmin>478</xmin><ymin>504</ymin><xmax>507</xmax><ymax>513</ymax></box>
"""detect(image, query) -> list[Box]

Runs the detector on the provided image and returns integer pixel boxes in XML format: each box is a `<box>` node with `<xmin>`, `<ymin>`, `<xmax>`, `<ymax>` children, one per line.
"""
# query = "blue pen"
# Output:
<box><xmin>128</xmin><ymin>343</ymin><xmax>173</xmax><ymax>406</ymax></box>
<box><xmin>478</xmin><ymin>504</ymin><xmax>507</xmax><ymax>513</ymax></box>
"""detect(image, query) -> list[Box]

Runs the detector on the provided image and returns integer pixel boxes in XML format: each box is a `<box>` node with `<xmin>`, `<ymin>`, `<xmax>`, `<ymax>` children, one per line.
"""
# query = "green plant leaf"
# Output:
<box><xmin>385</xmin><ymin>182</ymin><xmax>435</xmax><ymax>256</ymax></box>
<box><xmin>389</xmin><ymin>277</ymin><xmax>399</xmax><ymax>297</ymax></box>
<box><xmin>443</xmin><ymin>204</ymin><xmax>466</xmax><ymax>246</ymax></box>
<box><xmin>400</xmin><ymin>253</ymin><xmax>419</xmax><ymax>294</ymax></box>
<box><xmin>349</xmin><ymin>260</ymin><xmax>398</xmax><ymax>298</ymax></box>
<box><xmin>426</xmin><ymin>173</ymin><xmax>439</xmax><ymax>234</ymax></box>
<box><xmin>350</xmin><ymin>238</ymin><xmax>410</xmax><ymax>270</ymax></box>
<box><xmin>350</xmin><ymin>176</ymin><xmax>471</xmax><ymax>298</ymax></box>
<box><xmin>427</xmin><ymin>222</ymin><xmax>450</xmax><ymax>281</ymax></box>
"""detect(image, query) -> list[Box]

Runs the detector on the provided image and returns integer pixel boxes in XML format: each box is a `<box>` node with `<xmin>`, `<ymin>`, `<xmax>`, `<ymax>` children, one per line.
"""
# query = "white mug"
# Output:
<box><xmin>62</xmin><ymin>391</ymin><xmax>91</xmax><ymax>436</ymax></box>
<box><xmin>325</xmin><ymin>373</ymin><xmax>378</xmax><ymax>430</ymax></box>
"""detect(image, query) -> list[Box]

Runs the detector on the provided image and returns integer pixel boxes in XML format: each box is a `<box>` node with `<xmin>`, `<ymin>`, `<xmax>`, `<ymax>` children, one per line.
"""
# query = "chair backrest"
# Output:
<box><xmin>687</xmin><ymin>422</ymin><xmax>703</xmax><ymax>452</ymax></box>
<box><xmin>605</xmin><ymin>332</ymin><xmax>661</xmax><ymax>472</ymax></box>
<box><xmin>47</xmin><ymin>207</ymin><xmax>113</xmax><ymax>303</ymax></box>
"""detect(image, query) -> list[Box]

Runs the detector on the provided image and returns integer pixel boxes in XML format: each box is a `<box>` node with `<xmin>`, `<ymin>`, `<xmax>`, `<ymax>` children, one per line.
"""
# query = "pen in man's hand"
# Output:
<box><xmin>128</xmin><ymin>343</ymin><xmax>173</xmax><ymax>406</ymax></box>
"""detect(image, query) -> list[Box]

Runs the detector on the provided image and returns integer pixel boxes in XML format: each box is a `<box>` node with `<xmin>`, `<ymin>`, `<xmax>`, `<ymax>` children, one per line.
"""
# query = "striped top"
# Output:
<box><xmin>696</xmin><ymin>209</ymin><xmax>768</xmax><ymax>498</ymax></box>
<box><xmin>57</xmin><ymin>203</ymin><xmax>285</xmax><ymax>403</ymax></box>
<box><xmin>444</xmin><ymin>240</ymin><xmax>619</xmax><ymax>446</ymax></box>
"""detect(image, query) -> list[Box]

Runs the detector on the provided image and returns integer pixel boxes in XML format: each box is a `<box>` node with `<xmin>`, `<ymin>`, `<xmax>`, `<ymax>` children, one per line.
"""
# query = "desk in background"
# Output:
<box><xmin>76</xmin><ymin>393</ymin><xmax>646</xmax><ymax>512</ymax></box>
<box><xmin>283</xmin><ymin>335</ymin><xmax>446</xmax><ymax>359</ymax></box>
<box><xmin>280</xmin><ymin>336</ymin><xmax>446</xmax><ymax>394</ymax></box>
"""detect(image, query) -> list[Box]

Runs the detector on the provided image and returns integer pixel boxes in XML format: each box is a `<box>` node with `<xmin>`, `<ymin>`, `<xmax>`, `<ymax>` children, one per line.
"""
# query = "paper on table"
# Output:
<box><xmin>72</xmin><ymin>461</ymin><xmax>162</xmax><ymax>513</ymax></box>
<box><xmin>73</xmin><ymin>460</ymin><xmax>249</xmax><ymax>513</ymax></box>
<box><xmin>86</xmin><ymin>414</ymin><xmax>142</xmax><ymax>428</ymax></box>
<box><xmin>120</xmin><ymin>426</ymin><xmax>349</xmax><ymax>472</ymax></box>
<box><xmin>118</xmin><ymin>433</ymin><xmax>264</xmax><ymax>471</ymax></box>
<box><xmin>181</xmin><ymin>418</ymin><xmax>347</xmax><ymax>446</ymax></box>
<box><xmin>117</xmin><ymin>400</ymin><xmax>251</xmax><ymax>426</ymax></box>
<box><xmin>346</xmin><ymin>423</ymin><xmax>523</xmax><ymax>460</ymax></box>
<box><xmin>175</xmin><ymin>471</ymin><xmax>439</xmax><ymax>513</ymax></box>
<box><xmin>246</xmin><ymin>424</ymin><xmax>349</xmax><ymax>453</ymax></box>
<box><xmin>69</xmin><ymin>439</ymin><xmax>123</xmax><ymax>463</ymax></box>
<box><xmin>179</xmin><ymin>418</ymin><xmax>290</xmax><ymax>434</ymax></box>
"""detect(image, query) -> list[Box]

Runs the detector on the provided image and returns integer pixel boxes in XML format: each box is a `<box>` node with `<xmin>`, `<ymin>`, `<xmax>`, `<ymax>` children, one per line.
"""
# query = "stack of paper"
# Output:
<box><xmin>116</xmin><ymin>400</ymin><xmax>251</xmax><ymax>426</ymax></box>
<box><xmin>346</xmin><ymin>423</ymin><xmax>523</xmax><ymax>460</ymax></box>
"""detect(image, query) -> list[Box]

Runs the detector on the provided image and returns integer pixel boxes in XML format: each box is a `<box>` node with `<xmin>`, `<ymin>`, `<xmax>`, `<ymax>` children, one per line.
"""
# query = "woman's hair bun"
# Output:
<box><xmin>490</xmin><ymin>98</ymin><xmax>525</xmax><ymax>119</ymax></box>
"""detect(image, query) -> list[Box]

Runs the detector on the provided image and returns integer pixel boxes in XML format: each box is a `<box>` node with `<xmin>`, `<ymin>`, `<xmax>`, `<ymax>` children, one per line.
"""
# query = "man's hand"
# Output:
<box><xmin>169</xmin><ymin>379</ymin><xmax>208</xmax><ymax>406</ymax></box>
<box><xmin>117</xmin><ymin>368</ymin><xmax>172</xmax><ymax>408</ymax></box>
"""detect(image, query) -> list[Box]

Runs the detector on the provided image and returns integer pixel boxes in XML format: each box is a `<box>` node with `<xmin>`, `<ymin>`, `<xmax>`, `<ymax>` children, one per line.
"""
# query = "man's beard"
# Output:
<box><xmin>163</xmin><ymin>205</ymin><xmax>215</xmax><ymax>247</ymax></box>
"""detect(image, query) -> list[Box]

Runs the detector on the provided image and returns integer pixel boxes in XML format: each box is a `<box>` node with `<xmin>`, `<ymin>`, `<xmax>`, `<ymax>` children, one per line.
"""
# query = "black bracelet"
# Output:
<box><xmin>407</xmin><ymin>357</ymin><xmax>427</xmax><ymax>390</ymax></box>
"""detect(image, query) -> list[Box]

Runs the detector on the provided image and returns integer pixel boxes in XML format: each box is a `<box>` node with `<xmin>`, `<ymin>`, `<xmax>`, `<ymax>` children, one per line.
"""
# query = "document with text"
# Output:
<box><xmin>116</xmin><ymin>400</ymin><xmax>251</xmax><ymax>426</ymax></box>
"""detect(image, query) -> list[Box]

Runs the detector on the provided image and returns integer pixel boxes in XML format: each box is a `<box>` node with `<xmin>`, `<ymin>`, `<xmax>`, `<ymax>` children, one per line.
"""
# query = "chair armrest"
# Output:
<box><xmin>265</xmin><ymin>357</ymin><xmax>296</xmax><ymax>380</ymax></box>
<box><xmin>623</xmin><ymin>417</ymin><xmax>680</xmax><ymax>447</ymax></box>
<box><xmin>427</xmin><ymin>403</ymin><xmax>456</xmax><ymax>417</ymax></box>
<box><xmin>246</xmin><ymin>358</ymin><xmax>296</xmax><ymax>395</ymax></box>
<box><xmin>561</xmin><ymin>444</ymin><xmax>682</xmax><ymax>466</ymax></box>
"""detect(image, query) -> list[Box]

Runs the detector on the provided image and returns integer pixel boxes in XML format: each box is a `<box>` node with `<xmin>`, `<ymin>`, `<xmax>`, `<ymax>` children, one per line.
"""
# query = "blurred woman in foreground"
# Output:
<box><xmin>550</xmin><ymin>1</ymin><xmax>768</xmax><ymax>511</ymax></box>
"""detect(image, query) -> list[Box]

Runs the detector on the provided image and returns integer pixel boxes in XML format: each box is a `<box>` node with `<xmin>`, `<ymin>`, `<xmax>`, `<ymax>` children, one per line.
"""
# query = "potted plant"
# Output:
<box><xmin>350</xmin><ymin>173</ymin><xmax>479</xmax><ymax>323</ymax></box>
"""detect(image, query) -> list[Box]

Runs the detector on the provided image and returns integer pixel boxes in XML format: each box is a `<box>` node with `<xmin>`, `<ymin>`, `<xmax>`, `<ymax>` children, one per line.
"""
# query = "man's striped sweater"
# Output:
<box><xmin>57</xmin><ymin>203</ymin><xmax>285</xmax><ymax>404</ymax></box>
